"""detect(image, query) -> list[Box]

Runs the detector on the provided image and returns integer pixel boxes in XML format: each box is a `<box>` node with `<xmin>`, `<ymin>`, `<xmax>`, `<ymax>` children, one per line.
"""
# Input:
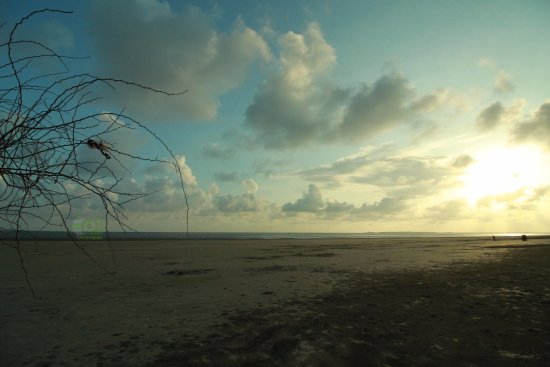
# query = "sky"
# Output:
<box><xmin>2</xmin><ymin>0</ymin><xmax>550</xmax><ymax>233</ymax></box>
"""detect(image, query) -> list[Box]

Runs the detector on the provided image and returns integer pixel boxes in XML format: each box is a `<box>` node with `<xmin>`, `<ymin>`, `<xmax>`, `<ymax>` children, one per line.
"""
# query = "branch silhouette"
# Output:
<box><xmin>0</xmin><ymin>9</ymin><xmax>190</xmax><ymax>297</ymax></box>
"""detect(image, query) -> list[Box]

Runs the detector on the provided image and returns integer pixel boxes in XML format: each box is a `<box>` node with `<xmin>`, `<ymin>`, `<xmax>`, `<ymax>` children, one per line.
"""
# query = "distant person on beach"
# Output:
<box><xmin>522</xmin><ymin>234</ymin><xmax>527</xmax><ymax>241</ymax></box>
<box><xmin>492</xmin><ymin>235</ymin><xmax>496</xmax><ymax>241</ymax></box>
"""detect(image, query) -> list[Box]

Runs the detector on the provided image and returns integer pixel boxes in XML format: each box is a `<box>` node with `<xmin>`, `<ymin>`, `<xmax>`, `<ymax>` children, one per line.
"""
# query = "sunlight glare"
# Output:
<box><xmin>461</xmin><ymin>146</ymin><xmax>544</xmax><ymax>205</ymax></box>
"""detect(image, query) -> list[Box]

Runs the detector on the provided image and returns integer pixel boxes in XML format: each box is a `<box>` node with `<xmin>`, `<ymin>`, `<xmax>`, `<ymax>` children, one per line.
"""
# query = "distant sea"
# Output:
<box><xmin>1</xmin><ymin>231</ymin><xmax>548</xmax><ymax>241</ymax></box>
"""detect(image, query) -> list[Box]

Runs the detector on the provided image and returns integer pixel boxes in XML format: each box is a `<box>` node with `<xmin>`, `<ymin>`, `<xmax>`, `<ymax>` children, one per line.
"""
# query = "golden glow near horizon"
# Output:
<box><xmin>461</xmin><ymin>145</ymin><xmax>545</xmax><ymax>206</ymax></box>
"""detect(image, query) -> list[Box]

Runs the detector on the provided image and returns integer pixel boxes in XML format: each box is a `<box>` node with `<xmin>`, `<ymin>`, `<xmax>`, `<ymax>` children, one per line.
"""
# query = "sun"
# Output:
<box><xmin>461</xmin><ymin>146</ymin><xmax>545</xmax><ymax>205</ymax></box>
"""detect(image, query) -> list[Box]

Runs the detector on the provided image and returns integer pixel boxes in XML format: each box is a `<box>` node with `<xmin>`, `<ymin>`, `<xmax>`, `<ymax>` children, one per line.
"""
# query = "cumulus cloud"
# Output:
<box><xmin>281</xmin><ymin>184</ymin><xmax>403</xmax><ymax>219</ymax></box>
<box><xmin>213</xmin><ymin>193</ymin><xmax>260</xmax><ymax>212</ymax></box>
<box><xmin>325</xmin><ymin>200</ymin><xmax>355</xmax><ymax>213</ymax></box>
<box><xmin>207</xmin><ymin>179</ymin><xmax>263</xmax><ymax>213</ymax></box>
<box><xmin>410</xmin><ymin>89</ymin><xmax>456</xmax><ymax>113</ymax></box>
<box><xmin>129</xmin><ymin>158</ymin><xmax>267</xmax><ymax>215</ymax></box>
<box><xmin>245</xmin><ymin>23</ymin><xmax>347</xmax><ymax>148</ymax></box>
<box><xmin>282</xmin><ymin>184</ymin><xmax>325</xmax><ymax>213</ymax></box>
<box><xmin>246</xmin><ymin>23</ymin><xmax>463</xmax><ymax>149</ymax></box>
<box><xmin>476</xmin><ymin>102</ymin><xmax>505</xmax><ymax>131</ymax></box>
<box><xmin>476</xmin><ymin>99</ymin><xmax>526</xmax><ymax>132</ymax></box>
<box><xmin>512</xmin><ymin>102</ymin><xmax>550</xmax><ymax>148</ymax></box>
<box><xmin>337</xmin><ymin>73</ymin><xmax>414</xmax><ymax>141</ymax></box>
<box><xmin>353</xmin><ymin>197</ymin><xmax>405</xmax><ymax>218</ymax></box>
<box><xmin>89</xmin><ymin>0</ymin><xmax>271</xmax><ymax>121</ymax></box>
<box><xmin>175</xmin><ymin>155</ymin><xmax>198</xmax><ymax>187</ymax></box>
<box><xmin>143</xmin><ymin>155</ymin><xmax>197</xmax><ymax>188</ymax></box>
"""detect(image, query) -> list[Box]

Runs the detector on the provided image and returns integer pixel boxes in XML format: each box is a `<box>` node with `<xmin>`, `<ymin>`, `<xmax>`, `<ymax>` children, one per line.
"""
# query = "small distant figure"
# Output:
<box><xmin>521</xmin><ymin>234</ymin><xmax>527</xmax><ymax>241</ymax></box>
<box><xmin>87</xmin><ymin>139</ymin><xmax>111</xmax><ymax>159</ymax></box>
<box><xmin>492</xmin><ymin>235</ymin><xmax>496</xmax><ymax>241</ymax></box>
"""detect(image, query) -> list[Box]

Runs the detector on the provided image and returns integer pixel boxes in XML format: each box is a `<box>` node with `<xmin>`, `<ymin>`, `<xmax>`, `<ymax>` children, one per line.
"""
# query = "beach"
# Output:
<box><xmin>1</xmin><ymin>236</ymin><xmax>549</xmax><ymax>366</ymax></box>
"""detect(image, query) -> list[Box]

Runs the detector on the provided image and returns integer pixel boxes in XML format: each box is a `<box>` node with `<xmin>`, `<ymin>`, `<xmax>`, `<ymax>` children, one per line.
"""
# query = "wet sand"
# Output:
<box><xmin>1</xmin><ymin>237</ymin><xmax>549</xmax><ymax>366</ymax></box>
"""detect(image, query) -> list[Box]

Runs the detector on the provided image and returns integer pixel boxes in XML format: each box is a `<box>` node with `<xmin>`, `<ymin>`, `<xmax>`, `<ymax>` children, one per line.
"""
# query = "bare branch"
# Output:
<box><xmin>1</xmin><ymin>9</ymin><xmax>190</xmax><ymax>297</ymax></box>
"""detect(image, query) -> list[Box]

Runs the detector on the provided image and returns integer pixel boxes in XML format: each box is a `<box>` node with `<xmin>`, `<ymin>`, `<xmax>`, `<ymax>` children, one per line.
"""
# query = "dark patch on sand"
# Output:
<box><xmin>311</xmin><ymin>267</ymin><xmax>352</xmax><ymax>274</ymax></box>
<box><xmin>146</xmin><ymin>246</ymin><xmax>550</xmax><ymax>367</ymax></box>
<box><xmin>237</xmin><ymin>255</ymin><xmax>283</xmax><ymax>261</ymax></box>
<box><xmin>484</xmin><ymin>243</ymin><xmax>550</xmax><ymax>249</ymax></box>
<box><xmin>246</xmin><ymin>265</ymin><xmax>297</xmax><ymax>273</ymax></box>
<box><xmin>164</xmin><ymin>269</ymin><xmax>216</xmax><ymax>276</ymax></box>
<box><xmin>294</xmin><ymin>252</ymin><xmax>338</xmax><ymax>258</ymax></box>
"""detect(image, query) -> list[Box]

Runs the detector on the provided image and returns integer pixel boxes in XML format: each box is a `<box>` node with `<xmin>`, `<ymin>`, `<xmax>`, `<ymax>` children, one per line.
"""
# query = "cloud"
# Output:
<box><xmin>242</xmin><ymin>178</ymin><xmax>259</xmax><ymax>194</ymax></box>
<box><xmin>245</xmin><ymin>22</ymin><xmax>346</xmax><ymax>149</ymax></box>
<box><xmin>325</xmin><ymin>200</ymin><xmax>355</xmax><ymax>213</ymax></box>
<box><xmin>294</xmin><ymin>148</ymin><xmax>465</xmax><ymax>199</ymax></box>
<box><xmin>126</xmin><ymin>159</ymin><xmax>266</xmax><ymax>215</ymax></box>
<box><xmin>282</xmin><ymin>184</ymin><xmax>325</xmax><ymax>213</ymax></box>
<box><xmin>353</xmin><ymin>197</ymin><xmax>405</xmax><ymax>219</ymax></box>
<box><xmin>214</xmin><ymin>171</ymin><xmax>240</xmax><ymax>182</ymax></box>
<box><xmin>511</xmin><ymin>102</ymin><xmax>550</xmax><ymax>148</ymax></box>
<box><xmin>494</xmin><ymin>71</ymin><xmax>514</xmax><ymax>94</ymax></box>
<box><xmin>201</xmin><ymin>143</ymin><xmax>236</xmax><ymax>159</ymax></box>
<box><xmin>476</xmin><ymin>102</ymin><xmax>505</xmax><ymax>131</ymax></box>
<box><xmin>452</xmin><ymin>154</ymin><xmax>475</xmax><ymax>169</ymax></box>
<box><xmin>245</xmin><ymin>23</ymin><xmax>463</xmax><ymax>149</ymax></box>
<box><xmin>207</xmin><ymin>179</ymin><xmax>264</xmax><ymax>213</ymax></box>
<box><xmin>281</xmin><ymin>184</ymin><xmax>403</xmax><ymax>219</ymax></box>
<box><xmin>337</xmin><ymin>73</ymin><xmax>414</xmax><ymax>141</ymax></box>
<box><xmin>479</xmin><ymin>57</ymin><xmax>514</xmax><ymax>94</ymax></box>
<box><xmin>476</xmin><ymin>185</ymin><xmax>550</xmax><ymax>210</ymax></box>
<box><xmin>175</xmin><ymin>155</ymin><xmax>198</xmax><ymax>188</ymax></box>
<box><xmin>347</xmin><ymin>156</ymin><xmax>464</xmax><ymax>200</ymax></box>
<box><xmin>409</xmin><ymin>89</ymin><xmax>454</xmax><ymax>113</ymax></box>
<box><xmin>89</xmin><ymin>0</ymin><xmax>271</xmax><ymax>121</ymax></box>
<box><xmin>476</xmin><ymin>99</ymin><xmax>526</xmax><ymax>132</ymax></box>
<box><xmin>143</xmin><ymin>155</ymin><xmax>197</xmax><ymax>188</ymax></box>
<box><xmin>213</xmin><ymin>193</ymin><xmax>260</xmax><ymax>212</ymax></box>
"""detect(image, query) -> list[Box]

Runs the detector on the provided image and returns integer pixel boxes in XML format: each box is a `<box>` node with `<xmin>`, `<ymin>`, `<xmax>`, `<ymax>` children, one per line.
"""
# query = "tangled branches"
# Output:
<box><xmin>1</xmin><ymin>9</ymin><xmax>189</xmax><ymax>296</ymax></box>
